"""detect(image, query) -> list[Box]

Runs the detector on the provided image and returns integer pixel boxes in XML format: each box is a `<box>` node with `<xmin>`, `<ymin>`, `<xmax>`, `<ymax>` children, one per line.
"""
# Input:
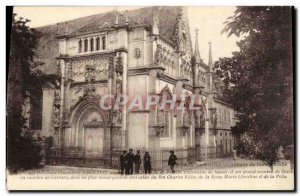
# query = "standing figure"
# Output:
<box><xmin>134</xmin><ymin>150</ymin><xmax>142</xmax><ymax>174</ymax></box>
<box><xmin>125</xmin><ymin>149</ymin><xmax>134</xmax><ymax>175</ymax></box>
<box><xmin>144</xmin><ymin>151</ymin><xmax>151</xmax><ymax>174</ymax></box>
<box><xmin>168</xmin><ymin>150</ymin><xmax>177</xmax><ymax>173</ymax></box>
<box><xmin>120</xmin><ymin>150</ymin><xmax>127</xmax><ymax>175</ymax></box>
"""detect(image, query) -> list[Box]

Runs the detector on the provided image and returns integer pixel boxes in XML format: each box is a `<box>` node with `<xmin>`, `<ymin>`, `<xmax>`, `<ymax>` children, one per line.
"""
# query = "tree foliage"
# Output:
<box><xmin>7</xmin><ymin>14</ymin><xmax>56</xmax><ymax>172</ymax></box>
<box><xmin>215</xmin><ymin>7</ymin><xmax>293</xmax><ymax>167</ymax></box>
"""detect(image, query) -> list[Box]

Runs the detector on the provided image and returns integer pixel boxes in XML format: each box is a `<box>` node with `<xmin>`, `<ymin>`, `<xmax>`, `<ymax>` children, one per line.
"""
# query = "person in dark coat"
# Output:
<box><xmin>134</xmin><ymin>150</ymin><xmax>142</xmax><ymax>174</ymax></box>
<box><xmin>120</xmin><ymin>150</ymin><xmax>127</xmax><ymax>175</ymax></box>
<box><xmin>125</xmin><ymin>148</ymin><xmax>134</xmax><ymax>175</ymax></box>
<box><xmin>168</xmin><ymin>150</ymin><xmax>177</xmax><ymax>173</ymax></box>
<box><xmin>143</xmin><ymin>151</ymin><xmax>151</xmax><ymax>174</ymax></box>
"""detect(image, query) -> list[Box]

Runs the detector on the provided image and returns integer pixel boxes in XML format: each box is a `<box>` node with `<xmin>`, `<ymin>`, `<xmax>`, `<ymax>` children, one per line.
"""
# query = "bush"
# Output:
<box><xmin>44</xmin><ymin>136</ymin><xmax>53</xmax><ymax>164</ymax></box>
<box><xmin>18</xmin><ymin>132</ymin><xmax>43</xmax><ymax>170</ymax></box>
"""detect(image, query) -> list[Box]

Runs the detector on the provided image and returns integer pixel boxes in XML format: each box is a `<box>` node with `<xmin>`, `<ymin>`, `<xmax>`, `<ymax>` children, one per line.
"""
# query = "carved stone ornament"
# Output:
<box><xmin>157</xmin><ymin>109</ymin><xmax>164</xmax><ymax>124</ymax></box>
<box><xmin>180</xmin><ymin>56</ymin><xmax>192</xmax><ymax>79</ymax></box>
<box><xmin>156</xmin><ymin>69</ymin><xmax>165</xmax><ymax>78</ymax></box>
<box><xmin>83</xmin><ymin>82</ymin><xmax>96</xmax><ymax>97</ymax></box>
<box><xmin>198</xmin><ymin>71</ymin><xmax>206</xmax><ymax>84</ymax></box>
<box><xmin>54</xmin><ymin>88</ymin><xmax>60</xmax><ymax>100</ymax></box>
<box><xmin>154</xmin><ymin>44</ymin><xmax>163</xmax><ymax>65</ymax></box>
<box><xmin>115</xmin><ymin>56</ymin><xmax>123</xmax><ymax>75</ymax></box>
<box><xmin>134</xmin><ymin>48</ymin><xmax>141</xmax><ymax>59</ymax></box>
<box><xmin>131</xmin><ymin>29</ymin><xmax>144</xmax><ymax>40</ymax></box>
<box><xmin>181</xmin><ymin>128</ymin><xmax>189</xmax><ymax>136</ymax></box>
<box><xmin>199</xmin><ymin>111</ymin><xmax>205</xmax><ymax>128</ymax></box>
<box><xmin>53</xmin><ymin>106</ymin><xmax>60</xmax><ymax>128</ymax></box>
<box><xmin>211</xmin><ymin>109</ymin><xmax>218</xmax><ymax>130</ymax></box>
<box><xmin>66</xmin><ymin>61</ymin><xmax>72</xmax><ymax>79</ymax></box>
<box><xmin>195</xmin><ymin>127</ymin><xmax>204</xmax><ymax>135</ymax></box>
<box><xmin>116</xmin><ymin>74</ymin><xmax>122</xmax><ymax>94</ymax></box>
<box><xmin>183</xmin><ymin>111</ymin><xmax>191</xmax><ymax>127</ymax></box>
<box><xmin>112</xmin><ymin>127</ymin><xmax>122</xmax><ymax>136</ymax></box>
<box><xmin>62</xmin><ymin>108</ymin><xmax>70</xmax><ymax>125</ymax></box>
<box><xmin>173</xmin><ymin>9</ymin><xmax>188</xmax><ymax>53</ymax></box>
<box><xmin>113</xmin><ymin>110</ymin><xmax>122</xmax><ymax>126</ymax></box>
<box><xmin>71</xmin><ymin>56</ymin><xmax>113</xmax><ymax>82</ymax></box>
<box><xmin>84</xmin><ymin>64</ymin><xmax>96</xmax><ymax>81</ymax></box>
<box><xmin>155</xmin><ymin>126</ymin><xmax>164</xmax><ymax>137</ymax></box>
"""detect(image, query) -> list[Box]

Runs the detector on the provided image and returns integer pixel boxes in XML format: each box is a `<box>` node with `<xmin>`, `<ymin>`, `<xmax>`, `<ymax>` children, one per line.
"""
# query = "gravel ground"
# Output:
<box><xmin>11</xmin><ymin>158</ymin><xmax>293</xmax><ymax>175</ymax></box>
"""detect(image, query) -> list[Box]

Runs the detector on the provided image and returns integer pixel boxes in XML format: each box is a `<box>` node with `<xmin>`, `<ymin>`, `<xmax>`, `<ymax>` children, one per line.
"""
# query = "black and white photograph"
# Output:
<box><xmin>6</xmin><ymin>5</ymin><xmax>294</xmax><ymax>191</ymax></box>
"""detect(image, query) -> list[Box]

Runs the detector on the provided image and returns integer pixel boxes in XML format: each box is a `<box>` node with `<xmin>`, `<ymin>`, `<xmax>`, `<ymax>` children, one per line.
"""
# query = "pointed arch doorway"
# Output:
<box><xmin>83</xmin><ymin>110</ymin><xmax>105</xmax><ymax>159</ymax></box>
<box><xmin>69</xmin><ymin>98</ymin><xmax>110</xmax><ymax>166</ymax></box>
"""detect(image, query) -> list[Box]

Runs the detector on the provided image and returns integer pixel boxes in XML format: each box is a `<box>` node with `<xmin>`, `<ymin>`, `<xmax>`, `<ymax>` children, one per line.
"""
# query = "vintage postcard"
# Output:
<box><xmin>7</xmin><ymin>6</ymin><xmax>294</xmax><ymax>191</ymax></box>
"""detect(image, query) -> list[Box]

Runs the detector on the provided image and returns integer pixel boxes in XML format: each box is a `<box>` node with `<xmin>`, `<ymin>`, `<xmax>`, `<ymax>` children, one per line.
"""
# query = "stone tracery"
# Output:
<box><xmin>71</xmin><ymin>56</ymin><xmax>113</xmax><ymax>82</ymax></box>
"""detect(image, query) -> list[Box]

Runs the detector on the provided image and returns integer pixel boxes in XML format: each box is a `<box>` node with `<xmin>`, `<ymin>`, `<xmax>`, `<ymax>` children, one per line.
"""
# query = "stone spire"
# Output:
<box><xmin>114</xmin><ymin>9</ymin><xmax>119</xmax><ymax>27</ymax></box>
<box><xmin>125</xmin><ymin>10</ymin><xmax>129</xmax><ymax>25</ymax></box>
<box><xmin>208</xmin><ymin>41</ymin><xmax>213</xmax><ymax>72</ymax></box>
<box><xmin>194</xmin><ymin>28</ymin><xmax>201</xmax><ymax>64</ymax></box>
<box><xmin>56</xmin><ymin>23</ymin><xmax>60</xmax><ymax>35</ymax></box>
<box><xmin>152</xmin><ymin>6</ymin><xmax>159</xmax><ymax>35</ymax></box>
<box><xmin>173</xmin><ymin>6</ymin><xmax>185</xmax><ymax>53</ymax></box>
<box><xmin>65</xmin><ymin>22</ymin><xmax>68</xmax><ymax>35</ymax></box>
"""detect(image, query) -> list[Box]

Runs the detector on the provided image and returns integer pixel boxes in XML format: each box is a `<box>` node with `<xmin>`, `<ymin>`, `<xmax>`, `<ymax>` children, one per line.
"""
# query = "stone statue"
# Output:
<box><xmin>154</xmin><ymin>44</ymin><xmax>163</xmax><ymax>65</ymax></box>
<box><xmin>200</xmin><ymin>111</ymin><xmax>205</xmax><ymax>128</ymax></box>
<box><xmin>157</xmin><ymin>109</ymin><xmax>164</xmax><ymax>124</ymax></box>
<box><xmin>183</xmin><ymin>111</ymin><xmax>191</xmax><ymax>127</ymax></box>
<box><xmin>53</xmin><ymin>107</ymin><xmax>60</xmax><ymax>127</ymax></box>
<box><xmin>83</xmin><ymin>82</ymin><xmax>96</xmax><ymax>96</ymax></box>
<box><xmin>113</xmin><ymin>110</ymin><xmax>122</xmax><ymax>125</ymax></box>
<box><xmin>212</xmin><ymin>110</ymin><xmax>218</xmax><ymax>128</ymax></box>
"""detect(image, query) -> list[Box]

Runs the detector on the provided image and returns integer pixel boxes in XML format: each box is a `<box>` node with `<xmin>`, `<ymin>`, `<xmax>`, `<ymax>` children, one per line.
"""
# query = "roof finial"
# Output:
<box><xmin>173</xmin><ymin>7</ymin><xmax>185</xmax><ymax>53</ymax></box>
<box><xmin>56</xmin><ymin>23</ymin><xmax>59</xmax><ymax>34</ymax></box>
<box><xmin>114</xmin><ymin>8</ymin><xmax>119</xmax><ymax>28</ymax></box>
<box><xmin>125</xmin><ymin>10</ymin><xmax>128</xmax><ymax>25</ymax></box>
<box><xmin>194</xmin><ymin>28</ymin><xmax>201</xmax><ymax>64</ymax></box>
<box><xmin>208</xmin><ymin>41</ymin><xmax>213</xmax><ymax>71</ymax></box>
<box><xmin>178</xmin><ymin>6</ymin><xmax>183</xmax><ymax>19</ymax></box>
<box><xmin>65</xmin><ymin>22</ymin><xmax>68</xmax><ymax>35</ymax></box>
<box><xmin>152</xmin><ymin>6</ymin><xmax>159</xmax><ymax>35</ymax></box>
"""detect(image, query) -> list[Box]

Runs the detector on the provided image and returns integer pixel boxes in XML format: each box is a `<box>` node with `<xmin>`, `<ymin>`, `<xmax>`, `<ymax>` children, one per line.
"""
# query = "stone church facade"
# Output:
<box><xmin>34</xmin><ymin>6</ymin><xmax>237</xmax><ymax>170</ymax></box>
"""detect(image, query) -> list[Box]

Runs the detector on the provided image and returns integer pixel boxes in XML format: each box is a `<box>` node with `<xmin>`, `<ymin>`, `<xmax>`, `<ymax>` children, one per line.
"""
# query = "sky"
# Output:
<box><xmin>13</xmin><ymin>6</ymin><xmax>241</xmax><ymax>64</ymax></box>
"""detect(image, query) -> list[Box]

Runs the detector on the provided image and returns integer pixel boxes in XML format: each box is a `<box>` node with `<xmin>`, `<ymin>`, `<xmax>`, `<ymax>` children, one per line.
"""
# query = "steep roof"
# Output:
<box><xmin>35</xmin><ymin>12</ymin><xmax>111</xmax><ymax>74</ymax></box>
<box><xmin>34</xmin><ymin>6</ymin><xmax>182</xmax><ymax>75</ymax></box>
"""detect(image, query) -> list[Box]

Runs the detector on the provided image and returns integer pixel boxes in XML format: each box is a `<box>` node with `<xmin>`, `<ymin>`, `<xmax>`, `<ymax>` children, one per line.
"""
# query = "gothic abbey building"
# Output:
<box><xmin>32</xmin><ymin>7</ymin><xmax>238</xmax><ymax>169</ymax></box>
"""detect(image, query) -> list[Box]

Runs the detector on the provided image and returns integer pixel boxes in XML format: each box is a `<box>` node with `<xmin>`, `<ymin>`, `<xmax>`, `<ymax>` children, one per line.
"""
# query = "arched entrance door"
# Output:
<box><xmin>83</xmin><ymin>111</ymin><xmax>105</xmax><ymax>158</ymax></box>
<box><xmin>69</xmin><ymin>98</ymin><xmax>109</xmax><ymax>166</ymax></box>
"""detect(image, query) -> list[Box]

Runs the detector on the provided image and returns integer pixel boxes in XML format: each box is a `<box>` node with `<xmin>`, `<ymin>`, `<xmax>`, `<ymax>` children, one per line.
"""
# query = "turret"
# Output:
<box><xmin>173</xmin><ymin>7</ymin><xmax>185</xmax><ymax>53</ymax></box>
<box><xmin>194</xmin><ymin>28</ymin><xmax>201</xmax><ymax>64</ymax></box>
<box><xmin>152</xmin><ymin>6</ymin><xmax>159</xmax><ymax>35</ymax></box>
<box><xmin>193</xmin><ymin>28</ymin><xmax>201</xmax><ymax>86</ymax></box>
<box><xmin>125</xmin><ymin>10</ymin><xmax>128</xmax><ymax>26</ymax></box>
<box><xmin>114</xmin><ymin>9</ymin><xmax>119</xmax><ymax>28</ymax></box>
<box><xmin>208</xmin><ymin>41</ymin><xmax>213</xmax><ymax>72</ymax></box>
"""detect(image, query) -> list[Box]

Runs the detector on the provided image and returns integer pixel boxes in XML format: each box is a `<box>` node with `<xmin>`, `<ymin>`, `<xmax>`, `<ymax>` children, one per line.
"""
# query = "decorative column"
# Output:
<box><xmin>94</xmin><ymin>38</ymin><xmax>97</xmax><ymax>51</ymax></box>
<box><xmin>59</xmin><ymin>59</ymin><xmax>66</xmax><ymax>149</ymax></box>
<box><xmin>193</xmin><ymin>28</ymin><xmax>201</xmax><ymax>86</ymax></box>
<box><xmin>87</xmin><ymin>37</ymin><xmax>91</xmax><ymax>52</ymax></box>
<box><xmin>52</xmin><ymin>59</ymin><xmax>61</xmax><ymax>147</ymax></box>
<box><xmin>120</xmin><ymin>51</ymin><xmax>127</xmax><ymax>149</ymax></box>
<box><xmin>63</xmin><ymin>61</ymin><xmax>72</xmax><ymax>147</ymax></box>
<box><xmin>204</xmin><ymin>100</ymin><xmax>209</xmax><ymax>160</ymax></box>
<box><xmin>107</xmin><ymin>54</ymin><xmax>116</xmax><ymax>167</ymax></box>
<box><xmin>206</xmin><ymin>42</ymin><xmax>218</xmax><ymax>158</ymax></box>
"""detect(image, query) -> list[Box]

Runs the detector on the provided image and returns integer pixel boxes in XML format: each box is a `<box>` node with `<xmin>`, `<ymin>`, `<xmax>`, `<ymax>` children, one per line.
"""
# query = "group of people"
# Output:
<box><xmin>120</xmin><ymin>149</ymin><xmax>151</xmax><ymax>175</ymax></box>
<box><xmin>119</xmin><ymin>149</ymin><xmax>177</xmax><ymax>175</ymax></box>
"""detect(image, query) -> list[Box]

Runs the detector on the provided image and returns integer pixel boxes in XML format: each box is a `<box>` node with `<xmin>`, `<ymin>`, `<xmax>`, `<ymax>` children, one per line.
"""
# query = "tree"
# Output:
<box><xmin>214</xmin><ymin>7</ymin><xmax>293</xmax><ymax>168</ymax></box>
<box><xmin>7</xmin><ymin>13</ymin><xmax>56</xmax><ymax>172</ymax></box>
